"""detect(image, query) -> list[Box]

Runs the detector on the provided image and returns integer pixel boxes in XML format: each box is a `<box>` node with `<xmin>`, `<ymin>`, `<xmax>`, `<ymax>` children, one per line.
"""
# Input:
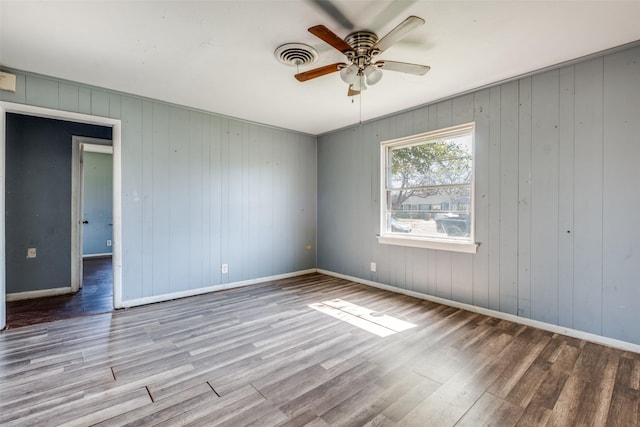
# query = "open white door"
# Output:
<box><xmin>71</xmin><ymin>138</ymin><xmax>113</xmax><ymax>292</ymax></box>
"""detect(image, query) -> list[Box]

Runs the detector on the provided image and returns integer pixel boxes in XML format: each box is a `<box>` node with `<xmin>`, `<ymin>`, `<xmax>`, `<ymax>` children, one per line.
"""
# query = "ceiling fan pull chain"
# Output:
<box><xmin>359</xmin><ymin>87</ymin><xmax>362</xmax><ymax>126</ymax></box>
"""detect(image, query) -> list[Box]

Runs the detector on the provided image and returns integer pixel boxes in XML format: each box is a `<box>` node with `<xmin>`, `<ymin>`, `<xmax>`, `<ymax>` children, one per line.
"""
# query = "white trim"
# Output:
<box><xmin>377</xmin><ymin>235</ymin><xmax>479</xmax><ymax>253</ymax></box>
<box><xmin>0</xmin><ymin>102</ymin><xmax>120</xmax><ymax>126</ymax></box>
<box><xmin>83</xmin><ymin>253</ymin><xmax>112</xmax><ymax>259</ymax></box>
<box><xmin>71</xmin><ymin>137</ymin><xmax>81</xmax><ymax>292</ymax></box>
<box><xmin>121</xmin><ymin>269</ymin><xmax>317</xmax><ymax>308</ymax></box>
<box><xmin>112</xmin><ymin>121</ymin><xmax>123</xmax><ymax>309</ymax></box>
<box><xmin>382</xmin><ymin>122</ymin><xmax>476</xmax><ymax>148</ymax></box>
<box><xmin>0</xmin><ymin>101</ymin><xmax>123</xmax><ymax>331</ymax></box>
<box><xmin>379</xmin><ymin>122</ymin><xmax>477</xmax><ymax>252</ymax></box>
<box><xmin>72</xmin><ymin>137</ymin><xmax>113</xmax><ymax>291</ymax></box>
<box><xmin>82</xmin><ymin>143</ymin><xmax>113</xmax><ymax>154</ymax></box>
<box><xmin>6</xmin><ymin>287</ymin><xmax>73</xmax><ymax>302</ymax></box>
<box><xmin>0</xmin><ymin>108</ymin><xmax>5</xmax><ymax>329</ymax></box>
<box><xmin>317</xmin><ymin>269</ymin><xmax>640</xmax><ymax>354</ymax></box>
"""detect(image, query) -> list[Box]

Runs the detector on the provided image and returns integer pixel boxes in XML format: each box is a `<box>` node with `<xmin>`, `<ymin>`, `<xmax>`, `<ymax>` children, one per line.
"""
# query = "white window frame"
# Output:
<box><xmin>378</xmin><ymin>122</ymin><xmax>479</xmax><ymax>254</ymax></box>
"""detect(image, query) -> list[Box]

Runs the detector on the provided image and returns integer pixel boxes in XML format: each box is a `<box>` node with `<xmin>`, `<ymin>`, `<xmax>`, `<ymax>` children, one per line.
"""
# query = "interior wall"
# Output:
<box><xmin>5</xmin><ymin>113</ymin><xmax>111</xmax><ymax>294</ymax></box>
<box><xmin>1</xmin><ymin>72</ymin><xmax>317</xmax><ymax>303</ymax></box>
<box><xmin>317</xmin><ymin>44</ymin><xmax>640</xmax><ymax>345</ymax></box>
<box><xmin>82</xmin><ymin>151</ymin><xmax>113</xmax><ymax>256</ymax></box>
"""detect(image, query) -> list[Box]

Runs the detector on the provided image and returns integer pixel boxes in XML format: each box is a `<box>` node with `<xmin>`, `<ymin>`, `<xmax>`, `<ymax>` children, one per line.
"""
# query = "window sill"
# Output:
<box><xmin>377</xmin><ymin>234</ymin><xmax>479</xmax><ymax>254</ymax></box>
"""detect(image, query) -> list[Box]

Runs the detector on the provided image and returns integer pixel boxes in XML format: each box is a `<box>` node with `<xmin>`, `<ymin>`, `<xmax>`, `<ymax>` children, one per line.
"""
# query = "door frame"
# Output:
<box><xmin>0</xmin><ymin>101</ymin><xmax>123</xmax><ymax>330</ymax></box>
<box><xmin>71</xmin><ymin>138</ymin><xmax>113</xmax><ymax>293</ymax></box>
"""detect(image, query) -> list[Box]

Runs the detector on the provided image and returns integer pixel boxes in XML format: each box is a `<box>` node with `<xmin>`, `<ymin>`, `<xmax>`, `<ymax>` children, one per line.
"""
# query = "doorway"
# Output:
<box><xmin>72</xmin><ymin>138</ymin><xmax>113</xmax><ymax>293</ymax></box>
<box><xmin>5</xmin><ymin>259</ymin><xmax>113</xmax><ymax>327</ymax></box>
<box><xmin>0</xmin><ymin>139</ymin><xmax>120</xmax><ymax>328</ymax></box>
<box><xmin>0</xmin><ymin>101</ymin><xmax>123</xmax><ymax>330</ymax></box>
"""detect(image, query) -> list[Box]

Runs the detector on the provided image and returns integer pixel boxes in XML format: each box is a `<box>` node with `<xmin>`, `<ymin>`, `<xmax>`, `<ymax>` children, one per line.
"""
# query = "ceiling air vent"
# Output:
<box><xmin>274</xmin><ymin>43</ymin><xmax>318</xmax><ymax>67</ymax></box>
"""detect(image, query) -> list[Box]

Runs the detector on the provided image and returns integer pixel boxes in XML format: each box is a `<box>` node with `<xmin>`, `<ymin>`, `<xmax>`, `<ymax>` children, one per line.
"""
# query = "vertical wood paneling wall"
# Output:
<box><xmin>317</xmin><ymin>45</ymin><xmax>640</xmax><ymax>345</ymax></box>
<box><xmin>1</xmin><ymin>72</ymin><xmax>317</xmax><ymax>303</ymax></box>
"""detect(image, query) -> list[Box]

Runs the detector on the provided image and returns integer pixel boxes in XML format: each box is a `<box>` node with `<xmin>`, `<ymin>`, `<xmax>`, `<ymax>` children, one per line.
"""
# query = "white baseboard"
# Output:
<box><xmin>6</xmin><ymin>286</ymin><xmax>73</xmax><ymax>302</ymax></box>
<box><xmin>83</xmin><ymin>253</ymin><xmax>112</xmax><ymax>259</ymax></box>
<box><xmin>120</xmin><ymin>269</ymin><xmax>317</xmax><ymax>308</ymax></box>
<box><xmin>317</xmin><ymin>269</ymin><xmax>640</xmax><ymax>354</ymax></box>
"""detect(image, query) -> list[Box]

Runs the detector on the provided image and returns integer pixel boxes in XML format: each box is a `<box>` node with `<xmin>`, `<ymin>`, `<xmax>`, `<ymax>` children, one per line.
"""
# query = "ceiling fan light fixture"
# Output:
<box><xmin>364</xmin><ymin>64</ymin><xmax>383</xmax><ymax>85</ymax></box>
<box><xmin>352</xmin><ymin>73</ymin><xmax>367</xmax><ymax>91</ymax></box>
<box><xmin>339</xmin><ymin>63</ymin><xmax>359</xmax><ymax>84</ymax></box>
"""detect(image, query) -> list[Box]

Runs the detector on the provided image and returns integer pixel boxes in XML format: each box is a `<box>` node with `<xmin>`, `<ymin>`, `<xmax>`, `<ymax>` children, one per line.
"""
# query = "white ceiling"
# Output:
<box><xmin>2</xmin><ymin>1</ymin><xmax>640</xmax><ymax>135</ymax></box>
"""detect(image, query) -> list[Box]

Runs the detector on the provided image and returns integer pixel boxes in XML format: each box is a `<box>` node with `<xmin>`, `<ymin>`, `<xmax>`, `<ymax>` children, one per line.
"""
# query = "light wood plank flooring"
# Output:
<box><xmin>1</xmin><ymin>273</ymin><xmax>638</xmax><ymax>426</ymax></box>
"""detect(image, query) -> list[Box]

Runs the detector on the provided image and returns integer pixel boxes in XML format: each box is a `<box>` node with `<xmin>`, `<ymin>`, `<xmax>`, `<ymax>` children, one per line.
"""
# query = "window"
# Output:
<box><xmin>378</xmin><ymin>122</ymin><xmax>478</xmax><ymax>253</ymax></box>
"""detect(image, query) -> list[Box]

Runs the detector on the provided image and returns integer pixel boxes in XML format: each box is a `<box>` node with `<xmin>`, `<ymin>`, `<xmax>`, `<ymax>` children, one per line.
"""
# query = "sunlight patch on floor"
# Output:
<box><xmin>309</xmin><ymin>299</ymin><xmax>417</xmax><ymax>337</ymax></box>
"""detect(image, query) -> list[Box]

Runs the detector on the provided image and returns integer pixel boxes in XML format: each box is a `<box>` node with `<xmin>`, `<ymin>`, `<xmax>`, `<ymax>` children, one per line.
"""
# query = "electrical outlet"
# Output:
<box><xmin>106</xmin><ymin>240</ymin><xmax>112</xmax><ymax>247</ymax></box>
<box><xmin>221</xmin><ymin>263</ymin><xmax>228</xmax><ymax>274</ymax></box>
<box><xmin>370</xmin><ymin>262</ymin><xmax>377</xmax><ymax>272</ymax></box>
<box><xmin>305</xmin><ymin>244</ymin><xmax>312</xmax><ymax>250</ymax></box>
<box><xmin>27</xmin><ymin>248</ymin><xmax>37</xmax><ymax>258</ymax></box>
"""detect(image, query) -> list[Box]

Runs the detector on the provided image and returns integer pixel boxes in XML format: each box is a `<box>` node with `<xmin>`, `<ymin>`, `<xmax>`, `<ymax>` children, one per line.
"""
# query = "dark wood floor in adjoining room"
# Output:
<box><xmin>1</xmin><ymin>273</ymin><xmax>639</xmax><ymax>426</ymax></box>
<box><xmin>5</xmin><ymin>257</ymin><xmax>113</xmax><ymax>328</ymax></box>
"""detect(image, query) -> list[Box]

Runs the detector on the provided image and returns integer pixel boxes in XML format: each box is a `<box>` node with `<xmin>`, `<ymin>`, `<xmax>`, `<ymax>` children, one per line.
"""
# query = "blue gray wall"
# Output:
<box><xmin>4</xmin><ymin>45</ymin><xmax>639</xmax><ymax>346</ymax></box>
<box><xmin>1</xmin><ymin>72</ymin><xmax>317</xmax><ymax>302</ymax></box>
<box><xmin>5</xmin><ymin>113</ymin><xmax>111</xmax><ymax>293</ymax></box>
<box><xmin>82</xmin><ymin>151</ymin><xmax>113</xmax><ymax>256</ymax></box>
<box><xmin>317</xmin><ymin>45</ymin><xmax>640</xmax><ymax>345</ymax></box>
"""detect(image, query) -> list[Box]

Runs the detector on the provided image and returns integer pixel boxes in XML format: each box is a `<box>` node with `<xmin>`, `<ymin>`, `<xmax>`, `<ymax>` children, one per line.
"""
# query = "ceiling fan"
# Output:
<box><xmin>294</xmin><ymin>15</ymin><xmax>431</xmax><ymax>96</ymax></box>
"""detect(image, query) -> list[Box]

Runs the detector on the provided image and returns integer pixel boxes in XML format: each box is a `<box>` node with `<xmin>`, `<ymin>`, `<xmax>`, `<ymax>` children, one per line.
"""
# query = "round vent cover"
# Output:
<box><xmin>274</xmin><ymin>43</ymin><xmax>318</xmax><ymax>67</ymax></box>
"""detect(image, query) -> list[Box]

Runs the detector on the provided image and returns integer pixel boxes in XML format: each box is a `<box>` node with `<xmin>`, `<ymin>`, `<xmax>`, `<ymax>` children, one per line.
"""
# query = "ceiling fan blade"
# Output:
<box><xmin>308</xmin><ymin>25</ymin><xmax>354</xmax><ymax>55</ymax></box>
<box><xmin>347</xmin><ymin>85</ymin><xmax>360</xmax><ymax>97</ymax></box>
<box><xmin>308</xmin><ymin>0</ymin><xmax>354</xmax><ymax>31</ymax></box>
<box><xmin>378</xmin><ymin>60</ymin><xmax>430</xmax><ymax>75</ymax></box>
<box><xmin>368</xmin><ymin>0</ymin><xmax>417</xmax><ymax>32</ymax></box>
<box><xmin>371</xmin><ymin>16</ymin><xmax>425</xmax><ymax>54</ymax></box>
<box><xmin>295</xmin><ymin>62</ymin><xmax>345</xmax><ymax>82</ymax></box>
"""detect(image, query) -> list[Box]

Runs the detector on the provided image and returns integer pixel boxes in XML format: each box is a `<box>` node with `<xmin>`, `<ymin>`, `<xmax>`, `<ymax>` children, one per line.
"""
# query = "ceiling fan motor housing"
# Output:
<box><xmin>345</xmin><ymin>31</ymin><xmax>379</xmax><ymax>68</ymax></box>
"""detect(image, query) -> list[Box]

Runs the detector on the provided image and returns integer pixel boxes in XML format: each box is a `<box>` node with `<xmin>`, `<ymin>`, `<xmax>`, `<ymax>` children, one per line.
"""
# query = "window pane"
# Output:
<box><xmin>388</xmin><ymin>135</ymin><xmax>472</xmax><ymax>189</ymax></box>
<box><xmin>387</xmin><ymin>186</ymin><xmax>471</xmax><ymax>213</ymax></box>
<box><xmin>385</xmin><ymin>186</ymin><xmax>471</xmax><ymax>240</ymax></box>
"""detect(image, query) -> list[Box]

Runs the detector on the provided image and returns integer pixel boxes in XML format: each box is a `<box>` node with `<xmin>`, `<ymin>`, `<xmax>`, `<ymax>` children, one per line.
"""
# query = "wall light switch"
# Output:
<box><xmin>27</xmin><ymin>248</ymin><xmax>37</xmax><ymax>258</ymax></box>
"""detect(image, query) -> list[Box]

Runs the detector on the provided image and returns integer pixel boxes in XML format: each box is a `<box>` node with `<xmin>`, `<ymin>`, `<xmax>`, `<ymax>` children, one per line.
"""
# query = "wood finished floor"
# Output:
<box><xmin>1</xmin><ymin>273</ymin><xmax>639</xmax><ymax>426</ymax></box>
<box><xmin>5</xmin><ymin>257</ymin><xmax>113</xmax><ymax>328</ymax></box>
